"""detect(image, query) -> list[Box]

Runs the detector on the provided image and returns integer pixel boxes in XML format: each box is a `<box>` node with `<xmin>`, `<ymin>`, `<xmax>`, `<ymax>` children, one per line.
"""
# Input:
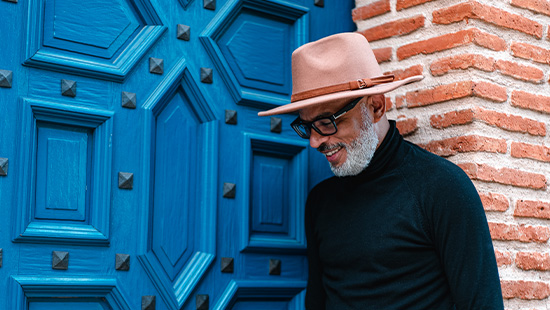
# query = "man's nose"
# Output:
<box><xmin>309</xmin><ymin>130</ymin><xmax>329</xmax><ymax>149</ymax></box>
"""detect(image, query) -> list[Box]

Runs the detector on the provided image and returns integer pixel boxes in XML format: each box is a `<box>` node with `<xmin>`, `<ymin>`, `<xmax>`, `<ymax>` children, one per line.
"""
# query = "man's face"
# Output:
<box><xmin>299</xmin><ymin>97</ymin><xmax>379</xmax><ymax>177</ymax></box>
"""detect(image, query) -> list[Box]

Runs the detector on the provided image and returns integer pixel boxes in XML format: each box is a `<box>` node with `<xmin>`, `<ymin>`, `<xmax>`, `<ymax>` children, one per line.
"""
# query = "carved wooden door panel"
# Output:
<box><xmin>0</xmin><ymin>0</ymin><xmax>354</xmax><ymax>309</ymax></box>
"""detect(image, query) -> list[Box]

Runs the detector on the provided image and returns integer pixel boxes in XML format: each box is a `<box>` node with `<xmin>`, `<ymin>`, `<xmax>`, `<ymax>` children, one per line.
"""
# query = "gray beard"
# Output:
<box><xmin>329</xmin><ymin>105</ymin><xmax>379</xmax><ymax>177</ymax></box>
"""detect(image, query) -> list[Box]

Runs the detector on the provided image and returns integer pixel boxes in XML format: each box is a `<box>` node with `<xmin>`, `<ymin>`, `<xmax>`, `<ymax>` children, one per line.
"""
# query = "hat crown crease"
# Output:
<box><xmin>291</xmin><ymin>33</ymin><xmax>382</xmax><ymax>95</ymax></box>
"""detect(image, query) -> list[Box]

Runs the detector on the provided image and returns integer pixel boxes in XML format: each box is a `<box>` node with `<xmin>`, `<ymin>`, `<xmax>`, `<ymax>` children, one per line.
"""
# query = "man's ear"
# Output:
<box><xmin>368</xmin><ymin>94</ymin><xmax>386</xmax><ymax>122</ymax></box>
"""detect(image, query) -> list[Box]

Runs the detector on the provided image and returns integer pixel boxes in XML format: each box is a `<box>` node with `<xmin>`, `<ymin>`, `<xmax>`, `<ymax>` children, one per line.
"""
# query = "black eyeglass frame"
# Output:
<box><xmin>290</xmin><ymin>96</ymin><xmax>363</xmax><ymax>139</ymax></box>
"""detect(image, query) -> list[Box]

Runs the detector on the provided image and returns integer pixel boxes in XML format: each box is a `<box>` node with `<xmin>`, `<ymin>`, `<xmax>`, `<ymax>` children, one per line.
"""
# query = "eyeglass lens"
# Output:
<box><xmin>294</xmin><ymin>123</ymin><xmax>311</xmax><ymax>138</ymax></box>
<box><xmin>294</xmin><ymin>118</ymin><xmax>336</xmax><ymax>138</ymax></box>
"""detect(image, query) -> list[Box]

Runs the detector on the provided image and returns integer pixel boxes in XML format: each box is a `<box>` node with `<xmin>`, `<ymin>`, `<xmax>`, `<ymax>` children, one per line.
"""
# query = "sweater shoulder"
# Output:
<box><xmin>399</xmin><ymin>140</ymin><xmax>483</xmax><ymax>217</ymax></box>
<box><xmin>401</xmin><ymin>140</ymin><xmax>473</xmax><ymax>188</ymax></box>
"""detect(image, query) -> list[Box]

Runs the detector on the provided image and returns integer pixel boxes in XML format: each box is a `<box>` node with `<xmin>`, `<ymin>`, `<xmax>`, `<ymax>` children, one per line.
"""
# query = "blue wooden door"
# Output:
<box><xmin>0</xmin><ymin>0</ymin><xmax>354</xmax><ymax>309</ymax></box>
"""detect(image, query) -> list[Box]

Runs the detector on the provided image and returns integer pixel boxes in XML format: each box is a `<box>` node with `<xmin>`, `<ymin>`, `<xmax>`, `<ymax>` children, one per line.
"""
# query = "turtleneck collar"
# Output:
<box><xmin>343</xmin><ymin>120</ymin><xmax>405</xmax><ymax>182</ymax></box>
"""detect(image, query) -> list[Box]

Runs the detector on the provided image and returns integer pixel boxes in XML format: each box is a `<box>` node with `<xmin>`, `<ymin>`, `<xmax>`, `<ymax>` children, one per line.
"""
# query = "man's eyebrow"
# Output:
<box><xmin>317</xmin><ymin>112</ymin><xmax>333</xmax><ymax>118</ymax></box>
<box><xmin>301</xmin><ymin>112</ymin><xmax>333</xmax><ymax>122</ymax></box>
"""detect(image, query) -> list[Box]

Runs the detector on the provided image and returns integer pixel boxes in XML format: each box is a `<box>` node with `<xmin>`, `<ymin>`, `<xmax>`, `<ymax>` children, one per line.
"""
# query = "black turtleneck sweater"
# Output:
<box><xmin>305</xmin><ymin>121</ymin><xmax>503</xmax><ymax>310</ymax></box>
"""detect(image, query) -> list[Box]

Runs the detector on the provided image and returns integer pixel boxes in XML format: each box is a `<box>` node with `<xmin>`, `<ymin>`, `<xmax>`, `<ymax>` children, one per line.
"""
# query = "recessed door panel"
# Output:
<box><xmin>29</xmin><ymin>299</ymin><xmax>109</xmax><ymax>310</ymax></box>
<box><xmin>252</xmin><ymin>157</ymin><xmax>288</xmax><ymax>234</ymax></box>
<box><xmin>35</xmin><ymin>122</ymin><xmax>90</xmax><ymax>221</ymax></box>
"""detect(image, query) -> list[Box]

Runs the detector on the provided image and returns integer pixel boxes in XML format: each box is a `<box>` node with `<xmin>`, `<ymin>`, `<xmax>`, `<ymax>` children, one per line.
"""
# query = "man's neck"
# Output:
<box><xmin>373</xmin><ymin>116</ymin><xmax>390</xmax><ymax>150</ymax></box>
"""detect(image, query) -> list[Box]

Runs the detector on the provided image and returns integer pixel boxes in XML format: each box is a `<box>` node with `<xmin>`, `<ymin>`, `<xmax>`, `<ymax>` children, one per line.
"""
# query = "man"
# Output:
<box><xmin>258</xmin><ymin>33</ymin><xmax>503</xmax><ymax>309</ymax></box>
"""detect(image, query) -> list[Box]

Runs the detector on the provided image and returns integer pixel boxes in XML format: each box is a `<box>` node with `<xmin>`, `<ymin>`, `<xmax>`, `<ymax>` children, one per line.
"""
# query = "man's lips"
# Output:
<box><xmin>321</xmin><ymin>146</ymin><xmax>343</xmax><ymax>163</ymax></box>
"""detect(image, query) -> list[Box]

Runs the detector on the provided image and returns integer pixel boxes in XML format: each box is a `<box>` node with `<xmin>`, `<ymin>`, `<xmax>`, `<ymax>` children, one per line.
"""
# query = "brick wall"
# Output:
<box><xmin>353</xmin><ymin>0</ymin><xmax>550</xmax><ymax>308</ymax></box>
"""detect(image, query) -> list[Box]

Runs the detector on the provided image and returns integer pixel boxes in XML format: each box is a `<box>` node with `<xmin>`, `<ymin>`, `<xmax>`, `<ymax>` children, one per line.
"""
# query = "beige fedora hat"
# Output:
<box><xmin>258</xmin><ymin>32</ymin><xmax>423</xmax><ymax>117</ymax></box>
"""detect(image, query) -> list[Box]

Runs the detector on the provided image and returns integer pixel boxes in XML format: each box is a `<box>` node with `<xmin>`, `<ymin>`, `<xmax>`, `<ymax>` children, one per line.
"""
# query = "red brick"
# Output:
<box><xmin>352</xmin><ymin>0</ymin><xmax>390</xmax><ymax>21</ymax></box>
<box><xmin>501</xmin><ymin>280</ymin><xmax>550</xmax><ymax>299</ymax></box>
<box><xmin>396</xmin><ymin>116</ymin><xmax>418</xmax><ymax>136</ymax></box>
<box><xmin>516</xmin><ymin>252</ymin><xmax>550</xmax><ymax>271</ymax></box>
<box><xmin>397</xmin><ymin>29</ymin><xmax>474</xmax><ymax>60</ymax></box>
<box><xmin>488</xmin><ymin>222</ymin><xmax>550</xmax><ymax>243</ymax></box>
<box><xmin>479</xmin><ymin>192</ymin><xmax>509</xmax><ymax>212</ymax></box>
<box><xmin>474</xmin><ymin>107</ymin><xmax>546</xmax><ymax>136</ymax></box>
<box><xmin>459</xmin><ymin>162</ymin><xmax>547</xmax><ymax>189</ymax></box>
<box><xmin>495</xmin><ymin>250</ymin><xmax>513</xmax><ymax>267</ymax></box>
<box><xmin>396</xmin><ymin>0</ymin><xmax>435</xmax><ymax>11</ymax></box>
<box><xmin>433</xmin><ymin>1</ymin><xmax>543</xmax><ymax>39</ymax></box>
<box><xmin>430</xmin><ymin>109</ymin><xmax>475</xmax><ymax>129</ymax></box>
<box><xmin>397</xmin><ymin>28</ymin><xmax>504</xmax><ymax>60</ymax></box>
<box><xmin>430</xmin><ymin>107</ymin><xmax>545</xmax><ymax>135</ymax></box>
<box><xmin>430</xmin><ymin>54</ymin><xmax>496</xmax><ymax>76</ymax></box>
<box><xmin>361</xmin><ymin>15</ymin><xmax>425</xmax><ymax>42</ymax></box>
<box><xmin>472</xmin><ymin>30</ymin><xmax>507</xmax><ymax>51</ymax></box>
<box><xmin>395</xmin><ymin>95</ymin><xmax>405</xmax><ymax>109</ymax></box>
<box><xmin>384</xmin><ymin>65</ymin><xmax>423</xmax><ymax>81</ymax></box>
<box><xmin>405</xmin><ymin>81</ymin><xmax>507</xmax><ymax>108</ymax></box>
<box><xmin>406</xmin><ymin>81</ymin><xmax>473</xmax><ymax>107</ymax></box>
<box><xmin>432</xmin><ymin>2</ymin><xmax>475</xmax><ymax>24</ymax></box>
<box><xmin>495</xmin><ymin>59</ymin><xmax>544</xmax><ymax>83</ymax></box>
<box><xmin>421</xmin><ymin>135</ymin><xmax>507</xmax><ymax>157</ymax></box>
<box><xmin>515</xmin><ymin>200</ymin><xmax>550</xmax><ymax>219</ymax></box>
<box><xmin>511</xmin><ymin>0</ymin><xmax>550</xmax><ymax>17</ymax></box>
<box><xmin>472</xmin><ymin>81</ymin><xmax>507</xmax><ymax>102</ymax></box>
<box><xmin>511</xmin><ymin>141</ymin><xmax>550</xmax><ymax>162</ymax></box>
<box><xmin>511</xmin><ymin>42</ymin><xmax>550</xmax><ymax>64</ymax></box>
<box><xmin>385</xmin><ymin>97</ymin><xmax>393</xmax><ymax>111</ymax></box>
<box><xmin>511</xmin><ymin>90</ymin><xmax>550</xmax><ymax>114</ymax></box>
<box><xmin>373</xmin><ymin>47</ymin><xmax>392</xmax><ymax>63</ymax></box>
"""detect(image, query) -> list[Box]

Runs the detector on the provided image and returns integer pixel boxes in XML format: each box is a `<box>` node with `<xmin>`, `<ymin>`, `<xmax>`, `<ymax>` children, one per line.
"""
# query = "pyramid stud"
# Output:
<box><xmin>0</xmin><ymin>158</ymin><xmax>8</xmax><ymax>176</ymax></box>
<box><xmin>52</xmin><ymin>251</ymin><xmax>69</xmax><ymax>270</ymax></box>
<box><xmin>121</xmin><ymin>91</ymin><xmax>137</xmax><ymax>109</ymax></box>
<box><xmin>225</xmin><ymin>110</ymin><xmax>237</xmax><ymax>125</ymax></box>
<box><xmin>149</xmin><ymin>58</ymin><xmax>164</xmax><ymax>75</ymax></box>
<box><xmin>118</xmin><ymin>172</ymin><xmax>134</xmax><ymax>189</ymax></box>
<box><xmin>223</xmin><ymin>182</ymin><xmax>236</xmax><ymax>198</ymax></box>
<box><xmin>200</xmin><ymin>68</ymin><xmax>213</xmax><ymax>84</ymax></box>
<box><xmin>177</xmin><ymin>24</ymin><xmax>191</xmax><ymax>41</ymax></box>
<box><xmin>142</xmin><ymin>296</ymin><xmax>156</xmax><ymax>310</ymax></box>
<box><xmin>61</xmin><ymin>79</ymin><xmax>76</xmax><ymax>97</ymax></box>
<box><xmin>203</xmin><ymin>0</ymin><xmax>215</xmax><ymax>10</ymax></box>
<box><xmin>0</xmin><ymin>70</ymin><xmax>13</xmax><ymax>88</ymax></box>
<box><xmin>314</xmin><ymin>0</ymin><xmax>324</xmax><ymax>7</ymax></box>
<box><xmin>221</xmin><ymin>257</ymin><xmax>234</xmax><ymax>273</ymax></box>
<box><xmin>269</xmin><ymin>259</ymin><xmax>281</xmax><ymax>275</ymax></box>
<box><xmin>115</xmin><ymin>253</ymin><xmax>130</xmax><ymax>271</ymax></box>
<box><xmin>196</xmin><ymin>294</ymin><xmax>209</xmax><ymax>310</ymax></box>
<box><xmin>270</xmin><ymin>117</ymin><xmax>282</xmax><ymax>133</ymax></box>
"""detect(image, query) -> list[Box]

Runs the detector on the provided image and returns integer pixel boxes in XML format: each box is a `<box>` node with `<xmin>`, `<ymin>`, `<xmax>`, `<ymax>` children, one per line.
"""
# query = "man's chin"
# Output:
<box><xmin>330</xmin><ymin>161</ymin><xmax>366</xmax><ymax>177</ymax></box>
<box><xmin>329</xmin><ymin>151</ymin><xmax>371</xmax><ymax>177</ymax></box>
<box><xmin>329</xmin><ymin>161</ymin><xmax>354</xmax><ymax>177</ymax></box>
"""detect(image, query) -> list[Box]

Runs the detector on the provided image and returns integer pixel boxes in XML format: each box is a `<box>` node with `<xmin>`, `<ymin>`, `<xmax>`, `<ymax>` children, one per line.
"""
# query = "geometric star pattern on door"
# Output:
<box><xmin>137</xmin><ymin>58</ymin><xmax>218</xmax><ymax>309</ymax></box>
<box><xmin>0</xmin><ymin>0</ymin><xmax>357</xmax><ymax>307</ymax></box>
<box><xmin>213</xmin><ymin>280</ymin><xmax>306</xmax><ymax>310</ymax></box>
<box><xmin>200</xmin><ymin>0</ymin><xmax>308</xmax><ymax>109</ymax></box>
<box><xmin>10</xmin><ymin>276</ymin><xmax>131</xmax><ymax>309</ymax></box>
<box><xmin>23</xmin><ymin>0</ymin><xmax>166</xmax><ymax>82</ymax></box>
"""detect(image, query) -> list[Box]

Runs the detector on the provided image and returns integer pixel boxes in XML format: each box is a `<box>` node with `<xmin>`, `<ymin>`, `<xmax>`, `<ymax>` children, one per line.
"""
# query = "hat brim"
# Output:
<box><xmin>258</xmin><ymin>75</ymin><xmax>423</xmax><ymax>117</ymax></box>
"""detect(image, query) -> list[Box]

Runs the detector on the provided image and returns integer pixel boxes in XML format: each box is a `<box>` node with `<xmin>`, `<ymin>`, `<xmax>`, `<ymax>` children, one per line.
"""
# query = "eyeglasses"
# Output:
<box><xmin>291</xmin><ymin>97</ymin><xmax>363</xmax><ymax>139</ymax></box>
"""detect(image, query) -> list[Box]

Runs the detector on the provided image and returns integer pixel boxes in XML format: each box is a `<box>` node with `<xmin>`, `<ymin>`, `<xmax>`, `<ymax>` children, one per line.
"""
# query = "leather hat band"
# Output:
<box><xmin>290</xmin><ymin>74</ymin><xmax>395</xmax><ymax>102</ymax></box>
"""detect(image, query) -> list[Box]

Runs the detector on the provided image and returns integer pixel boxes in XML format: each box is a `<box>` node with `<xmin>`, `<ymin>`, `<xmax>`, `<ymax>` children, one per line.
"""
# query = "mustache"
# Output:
<box><xmin>317</xmin><ymin>142</ymin><xmax>346</xmax><ymax>153</ymax></box>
